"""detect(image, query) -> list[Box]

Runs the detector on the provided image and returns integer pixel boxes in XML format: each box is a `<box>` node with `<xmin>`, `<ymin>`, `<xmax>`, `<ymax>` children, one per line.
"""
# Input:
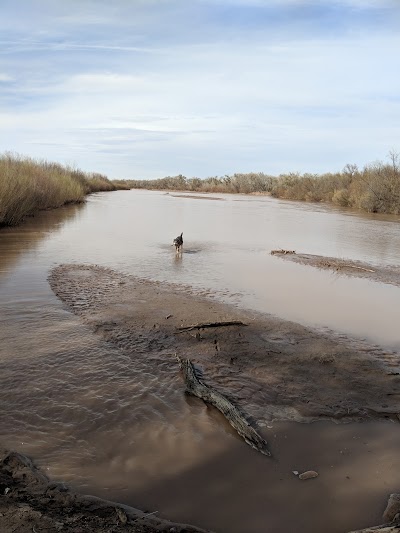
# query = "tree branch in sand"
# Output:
<box><xmin>176</xmin><ymin>320</ymin><xmax>247</xmax><ymax>333</ymax></box>
<box><xmin>345</xmin><ymin>265</ymin><xmax>375</xmax><ymax>273</ymax></box>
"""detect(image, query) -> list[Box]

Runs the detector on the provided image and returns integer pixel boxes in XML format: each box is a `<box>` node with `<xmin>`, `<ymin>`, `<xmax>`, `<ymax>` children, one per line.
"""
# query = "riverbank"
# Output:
<box><xmin>127</xmin><ymin>153</ymin><xmax>400</xmax><ymax>215</ymax></box>
<box><xmin>2</xmin><ymin>447</ymin><xmax>400</xmax><ymax>532</ymax></box>
<box><xmin>0</xmin><ymin>448</ymin><xmax>209</xmax><ymax>532</ymax></box>
<box><xmin>0</xmin><ymin>153</ymin><xmax>129</xmax><ymax>227</ymax></box>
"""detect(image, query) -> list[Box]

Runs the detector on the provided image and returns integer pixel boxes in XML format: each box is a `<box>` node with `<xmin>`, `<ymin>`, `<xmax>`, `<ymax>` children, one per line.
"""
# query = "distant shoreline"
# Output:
<box><xmin>127</xmin><ymin>153</ymin><xmax>400</xmax><ymax>216</ymax></box>
<box><xmin>168</xmin><ymin>192</ymin><xmax>224</xmax><ymax>200</ymax></box>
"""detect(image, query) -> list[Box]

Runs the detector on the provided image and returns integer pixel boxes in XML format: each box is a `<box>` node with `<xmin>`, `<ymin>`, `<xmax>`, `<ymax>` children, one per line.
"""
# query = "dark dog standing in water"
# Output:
<box><xmin>173</xmin><ymin>232</ymin><xmax>183</xmax><ymax>253</ymax></box>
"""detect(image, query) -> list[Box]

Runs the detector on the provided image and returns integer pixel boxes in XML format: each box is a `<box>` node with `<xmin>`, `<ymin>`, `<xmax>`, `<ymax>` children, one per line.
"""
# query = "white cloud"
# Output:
<box><xmin>0</xmin><ymin>73</ymin><xmax>14</xmax><ymax>82</ymax></box>
<box><xmin>63</xmin><ymin>73</ymin><xmax>149</xmax><ymax>93</ymax></box>
<box><xmin>199</xmin><ymin>0</ymin><xmax>396</xmax><ymax>6</ymax></box>
<box><xmin>0</xmin><ymin>1</ymin><xmax>399</xmax><ymax>178</ymax></box>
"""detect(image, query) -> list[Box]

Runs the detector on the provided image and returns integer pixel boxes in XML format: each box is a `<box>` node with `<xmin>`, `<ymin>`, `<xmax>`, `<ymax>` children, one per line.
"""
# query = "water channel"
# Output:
<box><xmin>1</xmin><ymin>190</ymin><xmax>399</xmax><ymax>532</ymax></box>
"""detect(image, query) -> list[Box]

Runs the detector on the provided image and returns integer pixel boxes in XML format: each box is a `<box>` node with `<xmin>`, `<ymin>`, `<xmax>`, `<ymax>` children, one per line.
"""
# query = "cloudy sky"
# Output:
<box><xmin>0</xmin><ymin>0</ymin><xmax>399</xmax><ymax>179</ymax></box>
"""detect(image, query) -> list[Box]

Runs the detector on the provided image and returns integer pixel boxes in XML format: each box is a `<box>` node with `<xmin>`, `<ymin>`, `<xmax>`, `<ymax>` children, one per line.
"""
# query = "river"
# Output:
<box><xmin>1</xmin><ymin>190</ymin><xmax>399</xmax><ymax>532</ymax></box>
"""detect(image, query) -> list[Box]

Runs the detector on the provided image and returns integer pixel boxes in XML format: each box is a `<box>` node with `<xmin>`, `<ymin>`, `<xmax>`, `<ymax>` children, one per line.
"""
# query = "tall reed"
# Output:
<box><xmin>0</xmin><ymin>153</ymin><xmax>119</xmax><ymax>227</ymax></box>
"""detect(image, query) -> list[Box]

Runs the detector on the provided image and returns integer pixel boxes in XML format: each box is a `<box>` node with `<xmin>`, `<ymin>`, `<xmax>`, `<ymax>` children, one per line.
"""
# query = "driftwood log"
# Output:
<box><xmin>176</xmin><ymin>321</ymin><xmax>247</xmax><ymax>333</ymax></box>
<box><xmin>177</xmin><ymin>356</ymin><xmax>271</xmax><ymax>457</ymax></box>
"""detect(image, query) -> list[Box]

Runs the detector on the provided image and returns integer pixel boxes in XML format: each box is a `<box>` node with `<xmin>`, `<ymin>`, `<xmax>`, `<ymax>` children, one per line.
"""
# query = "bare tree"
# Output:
<box><xmin>343</xmin><ymin>163</ymin><xmax>358</xmax><ymax>178</ymax></box>
<box><xmin>388</xmin><ymin>149</ymin><xmax>399</xmax><ymax>174</ymax></box>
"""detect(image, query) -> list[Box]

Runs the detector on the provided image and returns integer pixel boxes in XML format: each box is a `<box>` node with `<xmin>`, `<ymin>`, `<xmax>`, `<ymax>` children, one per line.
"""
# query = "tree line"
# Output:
<box><xmin>126</xmin><ymin>151</ymin><xmax>400</xmax><ymax>215</ymax></box>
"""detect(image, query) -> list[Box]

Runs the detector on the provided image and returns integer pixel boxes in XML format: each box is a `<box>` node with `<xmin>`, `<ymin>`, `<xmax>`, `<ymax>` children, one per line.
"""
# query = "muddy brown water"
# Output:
<box><xmin>1</xmin><ymin>190</ymin><xmax>400</xmax><ymax>532</ymax></box>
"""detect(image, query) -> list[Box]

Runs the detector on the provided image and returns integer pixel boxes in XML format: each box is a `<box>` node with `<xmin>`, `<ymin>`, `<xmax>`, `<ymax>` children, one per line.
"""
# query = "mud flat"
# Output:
<box><xmin>48</xmin><ymin>263</ymin><xmax>400</xmax><ymax>424</ymax></box>
<box><xmin>271</xmin><ymin>251</ymin><xmax>400</xmax><ymax>288</ymax></box>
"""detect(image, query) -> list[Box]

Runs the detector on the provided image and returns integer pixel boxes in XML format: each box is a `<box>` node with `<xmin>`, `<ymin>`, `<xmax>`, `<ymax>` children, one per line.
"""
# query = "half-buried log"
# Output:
<box><xmin>177</xmin><ymin>356</ymin><xmax>271</xmax><ymax>457</ymax></box>
<box><xmin>176</xmin><ymin>320</ymin><xmax>247</xmax><ymax>333</ymax></box>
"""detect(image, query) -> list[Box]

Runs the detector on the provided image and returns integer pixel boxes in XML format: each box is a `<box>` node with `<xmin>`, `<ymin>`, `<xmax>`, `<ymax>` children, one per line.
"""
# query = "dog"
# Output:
<box><xmin>173</xmin><ymin>232</ymin><xmax>183</xmax><ymax>253</ymax></box>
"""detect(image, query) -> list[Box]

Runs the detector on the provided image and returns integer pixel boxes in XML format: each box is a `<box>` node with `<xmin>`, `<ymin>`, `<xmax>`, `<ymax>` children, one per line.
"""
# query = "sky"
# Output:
<box><xmin>0</xmin><ymin>0</ymin><xmax>399</xmax><ymax>180</ymax></box>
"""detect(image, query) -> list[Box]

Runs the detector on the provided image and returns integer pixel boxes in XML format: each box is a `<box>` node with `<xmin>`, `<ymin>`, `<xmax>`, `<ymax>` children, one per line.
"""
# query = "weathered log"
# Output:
<box><xmin>177</xmin><ymin>356</ymin><xmax>271</xmax><ymax>457</ymax></box>
<box><xmin>176</xmin><ymin>320</ymin><xmax>247</xmax><ymax>333</ymax></box>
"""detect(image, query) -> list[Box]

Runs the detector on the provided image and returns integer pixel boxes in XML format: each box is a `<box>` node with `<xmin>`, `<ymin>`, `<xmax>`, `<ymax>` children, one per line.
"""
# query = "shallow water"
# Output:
<box><xmin>1</xmin><ymin>191</ymin><xmax>400</xmax><ymax>532</ymax></box>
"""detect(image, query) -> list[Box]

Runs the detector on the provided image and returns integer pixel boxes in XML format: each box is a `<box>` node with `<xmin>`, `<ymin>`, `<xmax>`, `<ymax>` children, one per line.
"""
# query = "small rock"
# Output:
<box><xmin>4</xmin><ymin>487</ymin><xmax>10</xmax><ymax>495</ymax></box>
<box><xmin>292</xmin><ymin>471</ymin><xmax>299</xmax><ymax>476</ymax></box>
<box><xmin>298</xmin><ymin>470</ymin><xmax>319</xmax><ymax>480</ymax></box>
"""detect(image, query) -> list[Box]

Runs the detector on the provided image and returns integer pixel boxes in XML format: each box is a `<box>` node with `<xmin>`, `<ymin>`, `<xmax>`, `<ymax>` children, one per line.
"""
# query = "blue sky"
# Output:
<box><xmin>0</xmin><ymin>0</ymin><xmax>399</xmax><ymax>179</ymax></box>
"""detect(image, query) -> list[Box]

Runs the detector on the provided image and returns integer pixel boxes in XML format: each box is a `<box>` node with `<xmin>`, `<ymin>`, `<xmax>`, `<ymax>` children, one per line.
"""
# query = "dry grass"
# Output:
<box><xmin>0</xmin><ymin>153</ymin><xmax>123</xmax><ymax>227</ymax></box>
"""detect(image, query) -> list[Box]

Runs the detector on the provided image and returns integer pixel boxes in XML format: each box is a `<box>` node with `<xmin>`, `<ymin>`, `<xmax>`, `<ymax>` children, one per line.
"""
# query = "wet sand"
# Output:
<box><xmin>272</xmin><ymin>252</ymin><xmax>400</xmax><ymax>289</ymax></box>
<box><xmin>48</xmin><ymin>263</ymin><xmax>400</xmax><ymax>424</ymax></box>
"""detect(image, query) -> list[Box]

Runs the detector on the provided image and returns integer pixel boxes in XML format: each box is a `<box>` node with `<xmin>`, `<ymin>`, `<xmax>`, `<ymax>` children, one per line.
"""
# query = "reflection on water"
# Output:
<box><xmin>1</xmin><ymin>191</ymin><xmax>400</xmax><ymax>533</ymax></box>
<box><xmin>0</xmin><ymin>203</ymin><xmax>84</xmax><ymax>279</ymax></box>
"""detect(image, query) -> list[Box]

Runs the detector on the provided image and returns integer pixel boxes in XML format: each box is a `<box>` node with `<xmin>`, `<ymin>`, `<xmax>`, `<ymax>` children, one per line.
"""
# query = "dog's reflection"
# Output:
<box><xmin>173</xmin><ymin>252</ymin><xmax>183</xmax><ymax>269</ymax></box>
